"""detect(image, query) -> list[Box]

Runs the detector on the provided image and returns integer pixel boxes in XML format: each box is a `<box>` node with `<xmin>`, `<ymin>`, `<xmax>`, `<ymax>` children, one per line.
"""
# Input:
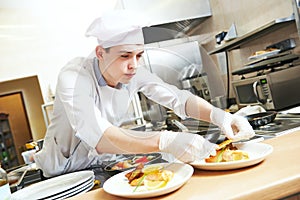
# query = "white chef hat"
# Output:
<box><xmin>85</xmin><ymin>10</ymin><xmax>148</xmax><ymax>48</ymax></box>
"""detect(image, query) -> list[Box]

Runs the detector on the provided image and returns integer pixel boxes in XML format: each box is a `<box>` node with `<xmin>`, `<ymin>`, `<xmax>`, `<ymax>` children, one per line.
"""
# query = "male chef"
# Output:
<box><xmin>34</xmin><ymin>10</ymin><xmax>255</xmax><ymax>178</ymax></box>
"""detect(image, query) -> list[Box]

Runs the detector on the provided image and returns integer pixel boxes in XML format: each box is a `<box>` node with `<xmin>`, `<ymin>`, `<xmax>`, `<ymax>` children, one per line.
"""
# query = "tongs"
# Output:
<box><xmin>170</xmin><ymin>119</ymin><xmax>222</xmax><ymax>143</ymax></box>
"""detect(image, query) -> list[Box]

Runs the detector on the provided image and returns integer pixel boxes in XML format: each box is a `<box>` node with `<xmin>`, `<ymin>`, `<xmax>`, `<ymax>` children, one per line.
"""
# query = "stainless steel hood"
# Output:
<box><xmin>119</xmin><ymin>0</ymin><xmax>212</xmax><ymax>43</ymax></box>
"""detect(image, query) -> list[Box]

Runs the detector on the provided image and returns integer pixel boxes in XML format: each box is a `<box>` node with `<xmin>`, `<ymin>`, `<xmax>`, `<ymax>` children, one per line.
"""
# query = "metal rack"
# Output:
<box><xmin>208</xmin><ymin>14</ymin><xmax>296</xmax><ymax>55</ymax></box>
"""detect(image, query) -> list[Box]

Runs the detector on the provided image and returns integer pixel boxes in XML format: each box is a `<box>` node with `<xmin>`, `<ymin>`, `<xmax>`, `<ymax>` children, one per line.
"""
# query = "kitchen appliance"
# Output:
<box><xmin>253</xmin><ymin>113</ymin><xmax>300</xmax><ymax>138</ymax></box>
<box><xmin>232</xmin><ymin>65</ymin><xmax>300</xmax><ymax>110</ymax></box>
<box><xmin>245</xmin><ymin>111</ymin><xmax>277</xmax><ymax>128</ymax></box>
<box><xmin>181</xmin><ymin>73</ymin><xmax>211</xmax><ymax>102</ymax></box>
<box><xmin>120</xmin><ymin>0</ymin><xmax>211</xmax><ymax>42</ymax></box>
<box><xmin>140</xmin><ymin>39</ymin><xmax>210</xmax><ymax>127</ymax></box>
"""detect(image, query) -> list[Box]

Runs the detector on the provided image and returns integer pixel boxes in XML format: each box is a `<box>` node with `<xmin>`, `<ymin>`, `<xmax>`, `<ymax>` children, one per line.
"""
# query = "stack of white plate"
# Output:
<box><xmin>11</xmin><ymin>170</ymin><xmax>95</xmax><ymax>200</ymax></box>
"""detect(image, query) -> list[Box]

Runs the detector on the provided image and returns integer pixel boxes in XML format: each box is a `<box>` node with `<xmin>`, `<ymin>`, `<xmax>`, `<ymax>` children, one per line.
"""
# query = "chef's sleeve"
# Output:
<box><xmin>136</xmin><ymin>67</ymin><xmax>193</xmax><ymax>119</ymax></box>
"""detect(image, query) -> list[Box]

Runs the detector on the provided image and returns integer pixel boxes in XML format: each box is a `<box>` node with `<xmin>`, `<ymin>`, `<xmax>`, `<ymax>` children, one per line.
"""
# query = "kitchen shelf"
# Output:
<box><xmin>209</xmin><ymin>14</ymin><xmax>296</xmax><ymax>55</ymax></box>
<box><xmin>0</xmin><ymin>113</ymin><xmax>19</xmax><ymax>169</ymax></box>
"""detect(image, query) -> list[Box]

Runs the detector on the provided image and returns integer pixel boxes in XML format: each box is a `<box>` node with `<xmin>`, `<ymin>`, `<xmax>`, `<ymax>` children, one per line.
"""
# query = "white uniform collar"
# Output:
<box><xmin>93</xmin><ymin>57</ymin><xmax>126</xmax><ymax>89</ymax></box>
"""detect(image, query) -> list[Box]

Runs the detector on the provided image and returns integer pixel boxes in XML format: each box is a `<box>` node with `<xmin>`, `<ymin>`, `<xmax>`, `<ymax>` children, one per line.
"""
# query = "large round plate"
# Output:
<box><xmin>45</xmin><ymin>178</ymin><xmax>94</xmax><ymax>200</ymax></box>
<box><xmin>190</xmin><ymin>142</ymin><xmax>273</xmax><ymax>170</ymax></box>
<box><xmin>103</xmin><ymin>163</ymin><xmax>193</xmax><ymax>198</ymax></box>
<box><xmin>11</xmin><ymin>170</ymin><xmax>94</xmax><ymax>200</ymax></box>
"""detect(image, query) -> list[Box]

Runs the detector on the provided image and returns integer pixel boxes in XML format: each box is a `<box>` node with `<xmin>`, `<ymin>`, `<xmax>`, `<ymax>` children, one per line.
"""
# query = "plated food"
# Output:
<box><xmin>103</xmin><ymin>163</ymin><xmax>194</xmax><ymax>198</ymax></box>
<box><xmin>125</xmin><ymin>163</ymin><xmax>174</xmax><ymax>191</ymax></box>
<box><xmin>205</xmin><ymin>139</ymin><xmax>249</xmax><ymax>163</ymax></box>
<box><xmin>251</xmin><ymin>48</ymin><xmax>279</xmax><ymax>56</ymax></box>
<box><xmin>190</xmin><ymin>142</ymin><xmax>273</xmax><ymax>170</ymax></box>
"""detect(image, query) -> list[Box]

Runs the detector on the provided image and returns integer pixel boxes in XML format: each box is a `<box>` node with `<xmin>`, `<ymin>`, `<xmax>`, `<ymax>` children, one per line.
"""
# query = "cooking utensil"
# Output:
<box><xmin>170</xmin><ymin>119</ymin><xmax>221</xmax><ymax>143</ymax></box>
<box><xmin>245</xmin><ymin>111</ymin><xmax>277</xmax><ymax>128</ymax></box>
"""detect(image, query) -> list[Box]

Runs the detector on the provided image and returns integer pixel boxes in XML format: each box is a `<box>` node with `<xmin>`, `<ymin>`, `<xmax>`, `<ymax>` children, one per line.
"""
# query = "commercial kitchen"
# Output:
<box><xmin>1</xmin><ymin>0</ymin><xmax>300</xmax><ymax>199</ymax></box>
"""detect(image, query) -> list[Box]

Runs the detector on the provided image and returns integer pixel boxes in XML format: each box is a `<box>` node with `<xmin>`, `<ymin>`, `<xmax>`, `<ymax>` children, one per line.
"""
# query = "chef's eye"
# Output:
<box><xmin>121</xmin><ymin>54</ymin><xmax>129</xmax><ymax>58</ymax></box>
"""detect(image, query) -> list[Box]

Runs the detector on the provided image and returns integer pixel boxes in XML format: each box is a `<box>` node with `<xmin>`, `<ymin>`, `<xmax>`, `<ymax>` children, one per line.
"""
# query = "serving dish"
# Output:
<box><xmin>103</xmin><ymin>162</ymin><xmax>193</xmax><ymax>198</ymax></box>
<box><xmin>190</xmin><ymin>142</ymin><xmax>273</xmax><ymax>170</ymax></box>
<box><xmin>11</xmin><ymin>170</ymin><xmax>94</xmax><ymax>200</ymax></box>
<box><xmin>248</xmin><ymin>49</ymin><xmax>280</xmax><ymax>60</ymax></box>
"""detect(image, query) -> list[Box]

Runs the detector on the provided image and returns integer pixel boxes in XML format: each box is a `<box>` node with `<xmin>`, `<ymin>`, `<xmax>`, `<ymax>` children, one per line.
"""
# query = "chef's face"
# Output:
<box><xmin>96</xmin><ymin>44</ymin><xmax>144</xmax><ymax>87</ymax></box>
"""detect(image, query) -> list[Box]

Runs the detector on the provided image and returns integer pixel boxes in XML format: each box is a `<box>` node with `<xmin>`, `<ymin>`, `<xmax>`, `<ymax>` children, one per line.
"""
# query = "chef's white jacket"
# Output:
<box><xmin>34</xmin><ymin>57</ymin><xmax>193</xmax><ymax>177</ymax></box>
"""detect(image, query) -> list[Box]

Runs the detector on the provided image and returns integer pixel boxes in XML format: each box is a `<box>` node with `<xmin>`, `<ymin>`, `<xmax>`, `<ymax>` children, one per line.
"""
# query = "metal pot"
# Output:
<box><xmin>245</xmin><ymin>111</ymin><xmax>277</xmax><ymax>128</ymax></box>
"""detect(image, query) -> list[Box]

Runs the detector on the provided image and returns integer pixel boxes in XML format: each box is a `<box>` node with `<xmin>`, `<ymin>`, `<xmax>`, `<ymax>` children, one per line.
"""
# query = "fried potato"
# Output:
<box><xmin>205</xmin><ymin>139</ymin><xmax>249</xmax><ymax>163</ymax></box>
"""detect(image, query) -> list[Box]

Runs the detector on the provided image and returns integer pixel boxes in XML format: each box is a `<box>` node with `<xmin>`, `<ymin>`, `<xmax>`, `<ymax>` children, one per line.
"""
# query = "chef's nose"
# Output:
<box><xmin>128</xmin><ymin>56</ymin><xmax>138</xmax><ymax>69</ymax></box>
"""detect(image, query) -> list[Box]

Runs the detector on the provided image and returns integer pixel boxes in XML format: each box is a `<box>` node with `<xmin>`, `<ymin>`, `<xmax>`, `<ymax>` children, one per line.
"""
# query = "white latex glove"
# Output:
<box><xmin>159</xmin><ymin>131</ymin><xmax>218</xmax><ymax>163</ymax></box>
<box><xmin>210</xmin><ymin>107</ymin><xmax>255</xmax><ymax>141</ymax></box>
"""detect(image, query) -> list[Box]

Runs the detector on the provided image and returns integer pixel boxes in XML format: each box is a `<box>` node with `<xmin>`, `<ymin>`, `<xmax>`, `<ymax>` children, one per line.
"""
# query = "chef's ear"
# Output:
<box><xmin>95</xmin><ymin>45</ymin><xmax>105</xmax><ymax>59</ymax></box>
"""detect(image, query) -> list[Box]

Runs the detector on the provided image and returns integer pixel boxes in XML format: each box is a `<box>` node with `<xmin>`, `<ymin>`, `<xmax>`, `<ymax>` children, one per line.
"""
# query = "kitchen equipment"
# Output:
<box><xmin>121</xmin><ymin>0</ymin><xmax>211</xmax><ymax>42</ymax></box>
<box><xmin>7</xmin><ymin>163</ymin><xmax>46</xmax><ymax>193</ymax></box>
<box><xmin>252</xmin><ymin>112</ymin><xmax>300</xmax><ymax>138</ymax></box>
<box><xmin>245</xmin><ymin>111</ymin><xmax>277</xmax><ymax>128</ymax></box>
<box><xmin>215</xmin><ymin>31</ymin><xmax>227</xmax><ymax>44</ymax></box>
<box><xmin>210</xmin><ymin>95</ymin><xmax>227</xmax><ymax>109</ymax></box>
<box><xmin>232</xmin><ymin>65</ymin><xmax>300</xmax><ymax>110</ymax></box>
<box><xmin>181</xmin><ymin>74</ymin><xmax>211</xmax><ymax>101</ymax></box>
<box><xmin>266</xmin><ymin>38</ymin><xmax>296</xmax><ymax>52</ymax></box>
<box><xmin>168</xmin><ymin>118</ymin><xmax>222</xmax><ymax>143</ymax></box>
<box><xmin>232</xmin><ymin>53</ymin><xmax>299</xmax><ymax>76</ymax></box>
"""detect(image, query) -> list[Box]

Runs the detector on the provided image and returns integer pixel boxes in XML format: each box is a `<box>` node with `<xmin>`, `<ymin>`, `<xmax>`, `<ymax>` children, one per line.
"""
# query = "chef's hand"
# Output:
<box><xmin>159</xmin><ymin>131</ymin><xmax>218</xmax><ymax>163</ymax></box>
<box><xmin>210</xmin><ymin>107</ymin><xmax>255</xmax><ymax>141</ymax></box>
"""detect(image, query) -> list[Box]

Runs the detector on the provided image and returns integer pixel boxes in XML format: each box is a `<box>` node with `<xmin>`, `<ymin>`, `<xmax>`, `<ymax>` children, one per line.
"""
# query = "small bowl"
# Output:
<box><xmin>104</xmin><ymin>153</ymin><xmax>162</xmax><ymax>176</ymax></box>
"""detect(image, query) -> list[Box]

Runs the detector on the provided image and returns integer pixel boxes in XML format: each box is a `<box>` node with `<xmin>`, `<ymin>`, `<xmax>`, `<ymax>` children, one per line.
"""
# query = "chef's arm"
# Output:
<box><xmin>185</xmin><ymin>95</ymin><xmax>213</xmax><ymax>122</ymax></box>
<box><xmin>95</xmin><ymin>95</ymin><xmax>213</xmax><ymax>155</ymax></box>
<box><xmin>96</xmin><ymin>124</ymin><xmax>216</xmax><ymax>163</ymax></box>
<box><xmin>96</xmin><ymin>126</ymin><xmax>160</xmax><ymax>154</ymax></box>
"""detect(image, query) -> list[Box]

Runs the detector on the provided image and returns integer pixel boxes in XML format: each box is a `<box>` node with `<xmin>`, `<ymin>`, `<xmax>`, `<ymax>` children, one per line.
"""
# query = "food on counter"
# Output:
<box><xmin>111</xmin><ymin>155</ymin><xmax>156</xmax><ymax>170</ymax></box>
<box><xmin>125</xmin><ymin>163</ymin><xmax>174</xmax><ymax>191</ymax></box>
<box><xmin>251</xmin><ymin>48</ymin><xmax>279</xmax><ymax>56</ymax></box>
<box><xmin>205</xmin><ymin>139</ymin><xmax>249</xmax><ymax>163</ymax></box>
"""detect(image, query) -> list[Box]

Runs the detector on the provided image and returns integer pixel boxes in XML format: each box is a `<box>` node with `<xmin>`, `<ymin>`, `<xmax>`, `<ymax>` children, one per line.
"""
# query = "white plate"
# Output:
<box><xmin>190</xmin><ymin>142</ymin><xmax>273</xmax><ymax>170</ymax></box>
<box><xmin>11</xmin><ymin>170</ymin><xmax>94</xmax><ymax>200</ymax></box>
<box><xmin>46</xmin><ymin>177</ymin><xmax>94</xmax><ymax>200</ymax></box>
<box><xmin>49</xmin><ymin>179</ymin><xmax>95</xmax><ymax>200</ymax></box>
<box><xmin>248</xmin><ymin>49</ymin><xmax>280</xmax><ymax>60</ymax></box>
<box><xmin>103</xmin><ymin>163</ymin><xmax>193</xmax><ymax>199</ymax></box>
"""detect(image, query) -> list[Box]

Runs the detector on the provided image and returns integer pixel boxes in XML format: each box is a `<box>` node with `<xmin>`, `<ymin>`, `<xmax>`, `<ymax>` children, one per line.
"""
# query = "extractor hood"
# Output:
<box><xmin>119</xmin><ymin>0</ymin><xmax>212</xmax><ymax>43</ymax></box>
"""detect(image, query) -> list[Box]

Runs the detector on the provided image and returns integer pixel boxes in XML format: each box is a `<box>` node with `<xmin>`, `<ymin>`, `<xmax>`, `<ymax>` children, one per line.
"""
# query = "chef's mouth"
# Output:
<box><xmin>125</xmin><ymin>73</ymin><xmax>136</xmax><ymax>78</ymax></box>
